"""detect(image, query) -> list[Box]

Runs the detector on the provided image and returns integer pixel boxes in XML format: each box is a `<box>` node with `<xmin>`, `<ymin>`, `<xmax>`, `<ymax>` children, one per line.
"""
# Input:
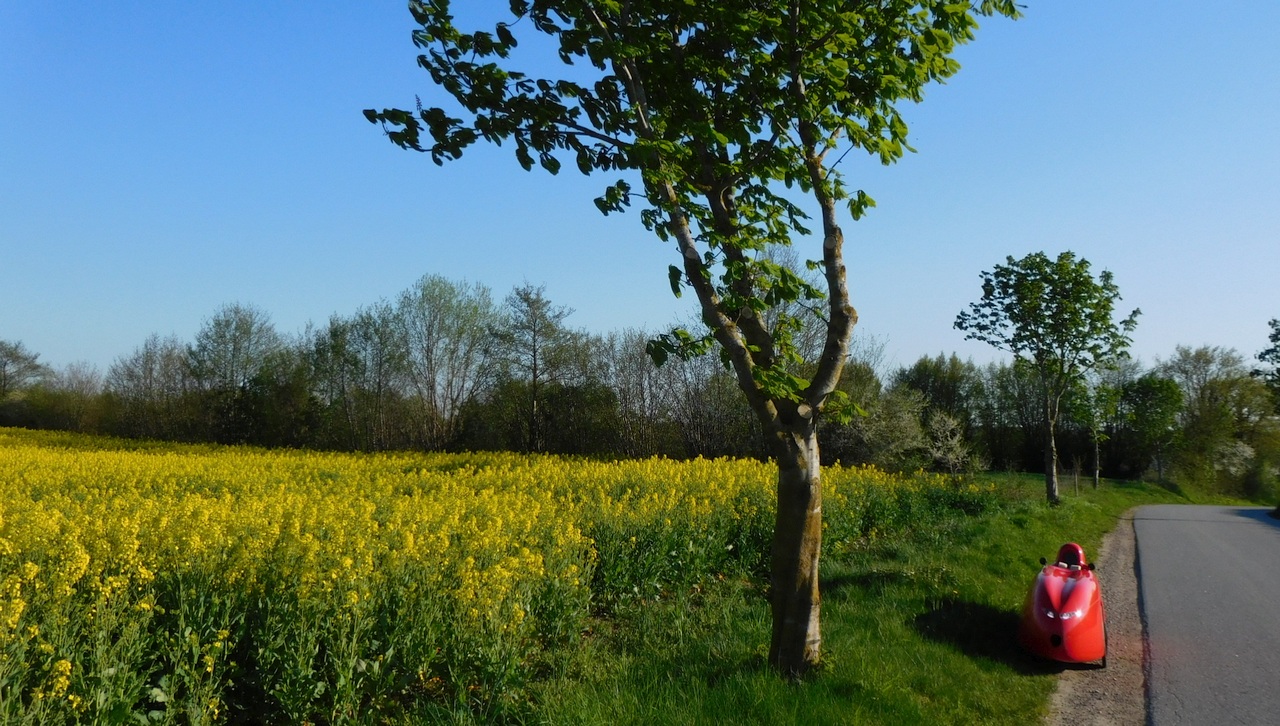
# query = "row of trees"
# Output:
<box><xmin>1</xmin><ymin>276</ymin><xmax>765</xmax><ymax>458</ymax></box>
<box><xmin>861</xmin><ymin>343</ymin><xmax>1279</xmax><ymax>500</ymax></box>
<box><xmin>4</xmin><ymin>286</ymin><xmax>1277</xmax><ymax>502</ymax></box>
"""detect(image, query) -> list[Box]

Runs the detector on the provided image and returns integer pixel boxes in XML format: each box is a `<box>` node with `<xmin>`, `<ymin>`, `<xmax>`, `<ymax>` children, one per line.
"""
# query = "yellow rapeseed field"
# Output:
<box><xmin>0</xmin><ymin>427</ymin><xmax>992</xmax><ymax>723</ymax></box>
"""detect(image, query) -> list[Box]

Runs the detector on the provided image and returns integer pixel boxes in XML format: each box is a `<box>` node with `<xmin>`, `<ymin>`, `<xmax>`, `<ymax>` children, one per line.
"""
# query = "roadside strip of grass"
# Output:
<box><xmin>527</xmin><ymin>477</ymin><xmax>1189</xmax><ymax>726</ymax></box>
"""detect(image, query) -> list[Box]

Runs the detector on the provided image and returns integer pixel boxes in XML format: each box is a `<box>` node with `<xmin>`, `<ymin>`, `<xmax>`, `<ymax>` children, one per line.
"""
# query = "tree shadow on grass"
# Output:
<box><xmin>912</xmin><ymin>598</ymin><xmax>1068</xmax><ymax>676</ymax></box>
<box><xmin>820</xmin><ymin>569</ymin><xmax>915</xmax><ymax>599</ymax></box>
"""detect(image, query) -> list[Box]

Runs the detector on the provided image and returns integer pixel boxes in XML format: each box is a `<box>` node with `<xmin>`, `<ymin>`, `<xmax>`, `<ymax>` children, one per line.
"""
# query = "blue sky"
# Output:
<box><xmin>3</xmin><ymin>2</ymin><xmax>1277</xmax><ymax>376</ymax></box>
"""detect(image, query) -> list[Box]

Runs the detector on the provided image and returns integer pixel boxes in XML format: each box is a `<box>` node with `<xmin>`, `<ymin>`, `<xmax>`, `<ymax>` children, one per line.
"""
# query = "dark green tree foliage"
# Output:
<box><xmin>1156</xmin><ymin>345</ymin><xmax>1278</xmax><ymax>496</ymax></box>
<box><xmin>239</xmin><ymin>347</ymin><xmax>323</xmax><ymax>449</ymax></box>
<box><xmin>891</xmin><ymin>353</ymin><xmax>981</xmax><ymax>434</ymax></box>
<box><xmin>1117</xmin><ymin>373</ymin><xmax>1183</xmax><ymax>483</ymax></box>
<box><xmin>367</xmin><ymin>0</ymin><xmax>1019</xmax><ymax>674</ymax></box>
<box><xmin>104</xmin><ymin>334</ymin><xmax>198</xmax><ymax>441</ymax></box>
<box><xmin>344</xmin><ymin>302</ymin><xmax>414</xmax><ymax>451</ymax></box>
<box><xmin>1062</xmin><ymin>366</ymin><xmax>1122</xmax><ymax>488</ymax></box>
<box><xmin>955</xmin><ymin>251</ymin><xmax>1139</xmax><ymax>503</ymax></box>
<box><xmin>1257</xmin><ymin>318</ymin><xmax>1280</xmax><ymax>412</ymax></box>
<box><xmin>186</xmin><ymin>303</ymin><xmax>286</xmax><ymax>443</ymax></box>
<box><xmin>972</xmin><ymin>359</ymin><xmax>1042</xmax><ymax>472</ymax></box>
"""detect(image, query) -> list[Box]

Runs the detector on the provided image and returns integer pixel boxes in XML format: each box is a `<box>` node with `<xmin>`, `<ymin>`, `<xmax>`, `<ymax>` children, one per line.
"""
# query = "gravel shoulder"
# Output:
<box><xmin>1043</xmin><ymin>508</ymin><xmax>1146</xmax><ymax>726</ymax></box>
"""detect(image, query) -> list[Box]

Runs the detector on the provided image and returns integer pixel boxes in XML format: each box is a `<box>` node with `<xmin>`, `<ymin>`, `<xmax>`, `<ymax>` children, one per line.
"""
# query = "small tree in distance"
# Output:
<box><xmin>955</xmin><ymin>251</ymin><xmax>1139</xmax><ymax>504</ymax></box>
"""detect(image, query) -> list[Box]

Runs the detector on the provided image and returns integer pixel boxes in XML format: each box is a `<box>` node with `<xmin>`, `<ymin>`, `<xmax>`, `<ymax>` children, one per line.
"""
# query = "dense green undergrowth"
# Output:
<box><xmin>522</xmin><ymin>476</ymin><xmax>1192</xmax><ymax>726</ymax></box>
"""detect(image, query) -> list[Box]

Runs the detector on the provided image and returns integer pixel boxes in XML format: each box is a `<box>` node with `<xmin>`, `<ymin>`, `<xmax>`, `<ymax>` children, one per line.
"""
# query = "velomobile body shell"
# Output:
<box><xmin>1017</xmin><ymin>543</ymin><xmax>1106</xmax><ymax>664</ymax></box>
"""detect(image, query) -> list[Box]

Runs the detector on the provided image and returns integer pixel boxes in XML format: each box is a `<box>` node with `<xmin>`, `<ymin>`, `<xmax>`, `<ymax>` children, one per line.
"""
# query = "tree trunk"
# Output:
<box><xmin>1044</xmin><ymin>401</ymin><xmax>1060</xmax><ymax>504</ymax></box>
<box><xmin>1093</xmin><ymin>433</ymin><xmax>1101</xmax><ymax>489</ymax></box>
<box><xmin>768</xmin><ymin>423</ymin><xmax>823</xmax><ymax>676</ymax></box>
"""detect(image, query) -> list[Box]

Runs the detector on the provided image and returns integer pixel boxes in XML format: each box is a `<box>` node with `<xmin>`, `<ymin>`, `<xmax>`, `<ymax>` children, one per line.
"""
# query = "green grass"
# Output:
<box><xmin>520</xmin><ymin>476</ymin><xmax>1188</xmax><ymax>726</ymax></box>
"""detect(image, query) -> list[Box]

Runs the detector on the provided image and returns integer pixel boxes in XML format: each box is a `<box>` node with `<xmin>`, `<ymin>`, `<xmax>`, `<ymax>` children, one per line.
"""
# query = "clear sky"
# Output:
<box><xmin>3</xmin><ymin>2</ymin><xmax>1277</xmax><ymax>376</ymax></box>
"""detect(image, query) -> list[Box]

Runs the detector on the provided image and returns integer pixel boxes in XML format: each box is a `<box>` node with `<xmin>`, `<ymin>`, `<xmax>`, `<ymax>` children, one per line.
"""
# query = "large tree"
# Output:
<box><xmin>1159</xmin><ymin>345</ymin><xmax>1275</xmax><ymax>493</ymax></box>
<box><xmin>188</xmin><ymin>303</ymin><xmax>283</xmax><ymax>393</ymax></box>
<box><xmin>367</xmin><ymin>0</ymin><xmax>1018</xmax><ymax>675</ymax></box>
<box><xmin>955</xmin><ymin>251</ymin><xmax>1139</xmax><ymax>503</ymax></box>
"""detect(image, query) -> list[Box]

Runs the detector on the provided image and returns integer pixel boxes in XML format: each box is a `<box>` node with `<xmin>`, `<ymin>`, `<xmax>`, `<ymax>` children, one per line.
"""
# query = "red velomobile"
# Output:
<box><xmin>1017</xmin><ymin>542</ymin><xmax>1107</xmax><ymax>666</ymax></box>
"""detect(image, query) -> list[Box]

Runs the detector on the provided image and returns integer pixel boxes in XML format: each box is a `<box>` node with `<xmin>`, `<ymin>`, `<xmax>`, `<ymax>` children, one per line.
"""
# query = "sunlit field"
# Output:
<box><xmin>0</xmin><ymin>428</ymin><xmax>1001</xmax><ymax>723</ymax></box>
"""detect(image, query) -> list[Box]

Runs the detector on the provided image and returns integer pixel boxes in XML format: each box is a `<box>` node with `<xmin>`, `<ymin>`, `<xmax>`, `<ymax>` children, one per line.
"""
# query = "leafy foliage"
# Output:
<box><xmin>954</xmin><ymin>251</ymin><xmax>1139</xmax><ymax>501</ymax></box>
<box><xmin>954</xmin><ymin>251</ymin><xmax>1139</xmax><ymax>383</ymax></box>
<box><xmin>1119</xmin><ymin>373</ymin><xmax>1183</xmax><ymax>482</ymax></box>
<box><xmin>1256</xmin><ymin>318</ymin><xmax>1280</xmax><ymax>412</ymax></box>
<box><xmin>368</xmin><ymin>1</ymin><xmax>1020</xmax><ymax>672</ymax></box>
<box><xmin>367</xmin><ymin>0</ymin><xmax>1020</xmax><ymax>427</ymax></box>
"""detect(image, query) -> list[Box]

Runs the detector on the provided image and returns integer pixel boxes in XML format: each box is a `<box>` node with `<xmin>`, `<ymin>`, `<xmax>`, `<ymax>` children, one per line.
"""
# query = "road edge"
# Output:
<box><xmin>1043</xmin><ymin>507</ymin><xmax>1146</xmax><ymax>726</ymax></box>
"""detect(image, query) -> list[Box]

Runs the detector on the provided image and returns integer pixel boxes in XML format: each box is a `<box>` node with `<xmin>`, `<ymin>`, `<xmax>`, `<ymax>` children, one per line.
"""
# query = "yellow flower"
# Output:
<box><xmin>49</xmin><ymin>659</ymin><xmax>71</xmax><ymax>697</ymax></box>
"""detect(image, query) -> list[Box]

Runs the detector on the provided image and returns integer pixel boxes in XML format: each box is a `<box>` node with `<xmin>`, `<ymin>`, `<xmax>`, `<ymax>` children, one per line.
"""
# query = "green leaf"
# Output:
<box><xmin>496</xmin><ymin>23</ymin><xmax>516</xmax><ymax>47</ymax></box>
<box><xmin>668</xmin><ymin>265</ymin><xmax>684</xmax><ymax>298</ymax></box>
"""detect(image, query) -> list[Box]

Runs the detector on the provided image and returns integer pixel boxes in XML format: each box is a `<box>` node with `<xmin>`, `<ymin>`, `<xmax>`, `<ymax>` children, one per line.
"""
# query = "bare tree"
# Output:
<box><xmin>0</xmin><ymin>339</ymin><xmax>48</xmax><ymax>401</ymax></box>
<box><xmin>397</xmin><ymin>275</ymin><xmax>500</xmax><ymax>449</ymax></box>
<box><xmin>188</xmin><ymin>303</ymin><xmax>283</xmax><ymax>392</ymax></box>
<box><xmin>106</xmin><ymin>334</ymin><xmax>197</xmax><ymax>439</ymax></box>
<box><xmin>599</xmin><ymin>328</ymin><xmax>680</xmax><ymax>457</ymax></box>
<box><xmin>48</xmin><ymin>362</ymin><xmax>104</xmax><ymax>431</ymax></box>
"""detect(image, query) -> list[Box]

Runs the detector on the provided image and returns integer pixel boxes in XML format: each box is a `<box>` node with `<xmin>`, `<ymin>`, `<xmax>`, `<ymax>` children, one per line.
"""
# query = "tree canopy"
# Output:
<box><xmin>955</xmin><ymin>251</ymin><xmax>1139</xmax><ymax>502</ymax></box>
<box><xmin>367</xmin><ymin>0</ymin><xmax>1018</xmax><ymax>423</ymax></box>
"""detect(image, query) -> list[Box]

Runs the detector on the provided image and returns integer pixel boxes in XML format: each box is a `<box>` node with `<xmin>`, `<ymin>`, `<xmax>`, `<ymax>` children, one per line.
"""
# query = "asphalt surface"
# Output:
<box><xmin>1134</xmin><ymin>505</ymin><xmax>1280</xmax><ymax>725</ymax></box>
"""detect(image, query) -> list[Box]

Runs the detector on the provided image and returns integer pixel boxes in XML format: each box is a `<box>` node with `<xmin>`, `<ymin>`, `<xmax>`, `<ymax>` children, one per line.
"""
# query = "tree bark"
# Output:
<box><xmin>767</xmin><ymin>421</ymin><xmax>823</xmax><ymax>676</ymax></box>
<box><xmin>1093</xmin><ymin>433</ymin><xmax>1101</xmax><ymax>489</ymax></box>
<box><xmin>1044</xmin><ymin>395</ymin><xmax>1061</xmax><ymax>504</ymax></box>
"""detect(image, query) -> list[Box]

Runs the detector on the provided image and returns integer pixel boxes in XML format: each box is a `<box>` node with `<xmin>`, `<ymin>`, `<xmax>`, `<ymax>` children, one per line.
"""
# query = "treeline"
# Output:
<box><xmin>0</xmin><ymin>276</ymin><xmax>767</xmax><ymax>458</ymax></box>
<box><xmin>874</xmin><ymin>345</ymin><xmax>1278</xmax><ymax>499</ymax></box>
<box><xmin>2</xmin><ymin>278</ymin><xmax>1278</xmax><ymax>498</ymax></box>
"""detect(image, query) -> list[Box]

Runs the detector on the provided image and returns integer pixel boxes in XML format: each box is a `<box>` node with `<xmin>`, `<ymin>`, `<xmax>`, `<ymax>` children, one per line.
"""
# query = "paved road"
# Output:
<box><xmin>1134</xmin><ymin>505</ymin><xmax>1280</xmax><ymax>725</ymax></box>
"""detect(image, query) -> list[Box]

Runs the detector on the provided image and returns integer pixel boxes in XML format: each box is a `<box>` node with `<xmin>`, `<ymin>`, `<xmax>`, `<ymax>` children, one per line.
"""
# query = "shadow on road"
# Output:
<box><xmin>912</xmin><ymin>598</ymin><xmax>1073</xmax><ymax>675</ymax></box>
<box><xmin>1233</xmin><ymin>507</ymin><xmax>1280</xmax><ymax>529</ymax></box>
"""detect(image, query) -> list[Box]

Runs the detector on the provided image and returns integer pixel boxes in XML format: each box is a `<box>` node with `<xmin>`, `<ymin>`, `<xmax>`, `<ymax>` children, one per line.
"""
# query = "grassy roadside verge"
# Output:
<box><xmin>525</xmin><ymin>477</ymin><xmax>1188</xmax><ymax>726</ymax></box>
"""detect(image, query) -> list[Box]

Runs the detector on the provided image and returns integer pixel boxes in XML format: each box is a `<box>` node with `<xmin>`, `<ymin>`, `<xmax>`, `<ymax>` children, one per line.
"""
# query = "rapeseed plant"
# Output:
<box><xmin>0</xmin><ymin>427</ymin><xmax>996</xmax><ymax>721</ymax></box>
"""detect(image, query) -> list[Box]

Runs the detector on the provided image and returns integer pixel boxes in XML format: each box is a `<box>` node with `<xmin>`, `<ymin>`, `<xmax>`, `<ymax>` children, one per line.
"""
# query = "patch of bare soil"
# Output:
<box><xmin>1044</xmin><ymin>509</ymin><xmax>1146</xmax><ymax>726</ymax></box>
